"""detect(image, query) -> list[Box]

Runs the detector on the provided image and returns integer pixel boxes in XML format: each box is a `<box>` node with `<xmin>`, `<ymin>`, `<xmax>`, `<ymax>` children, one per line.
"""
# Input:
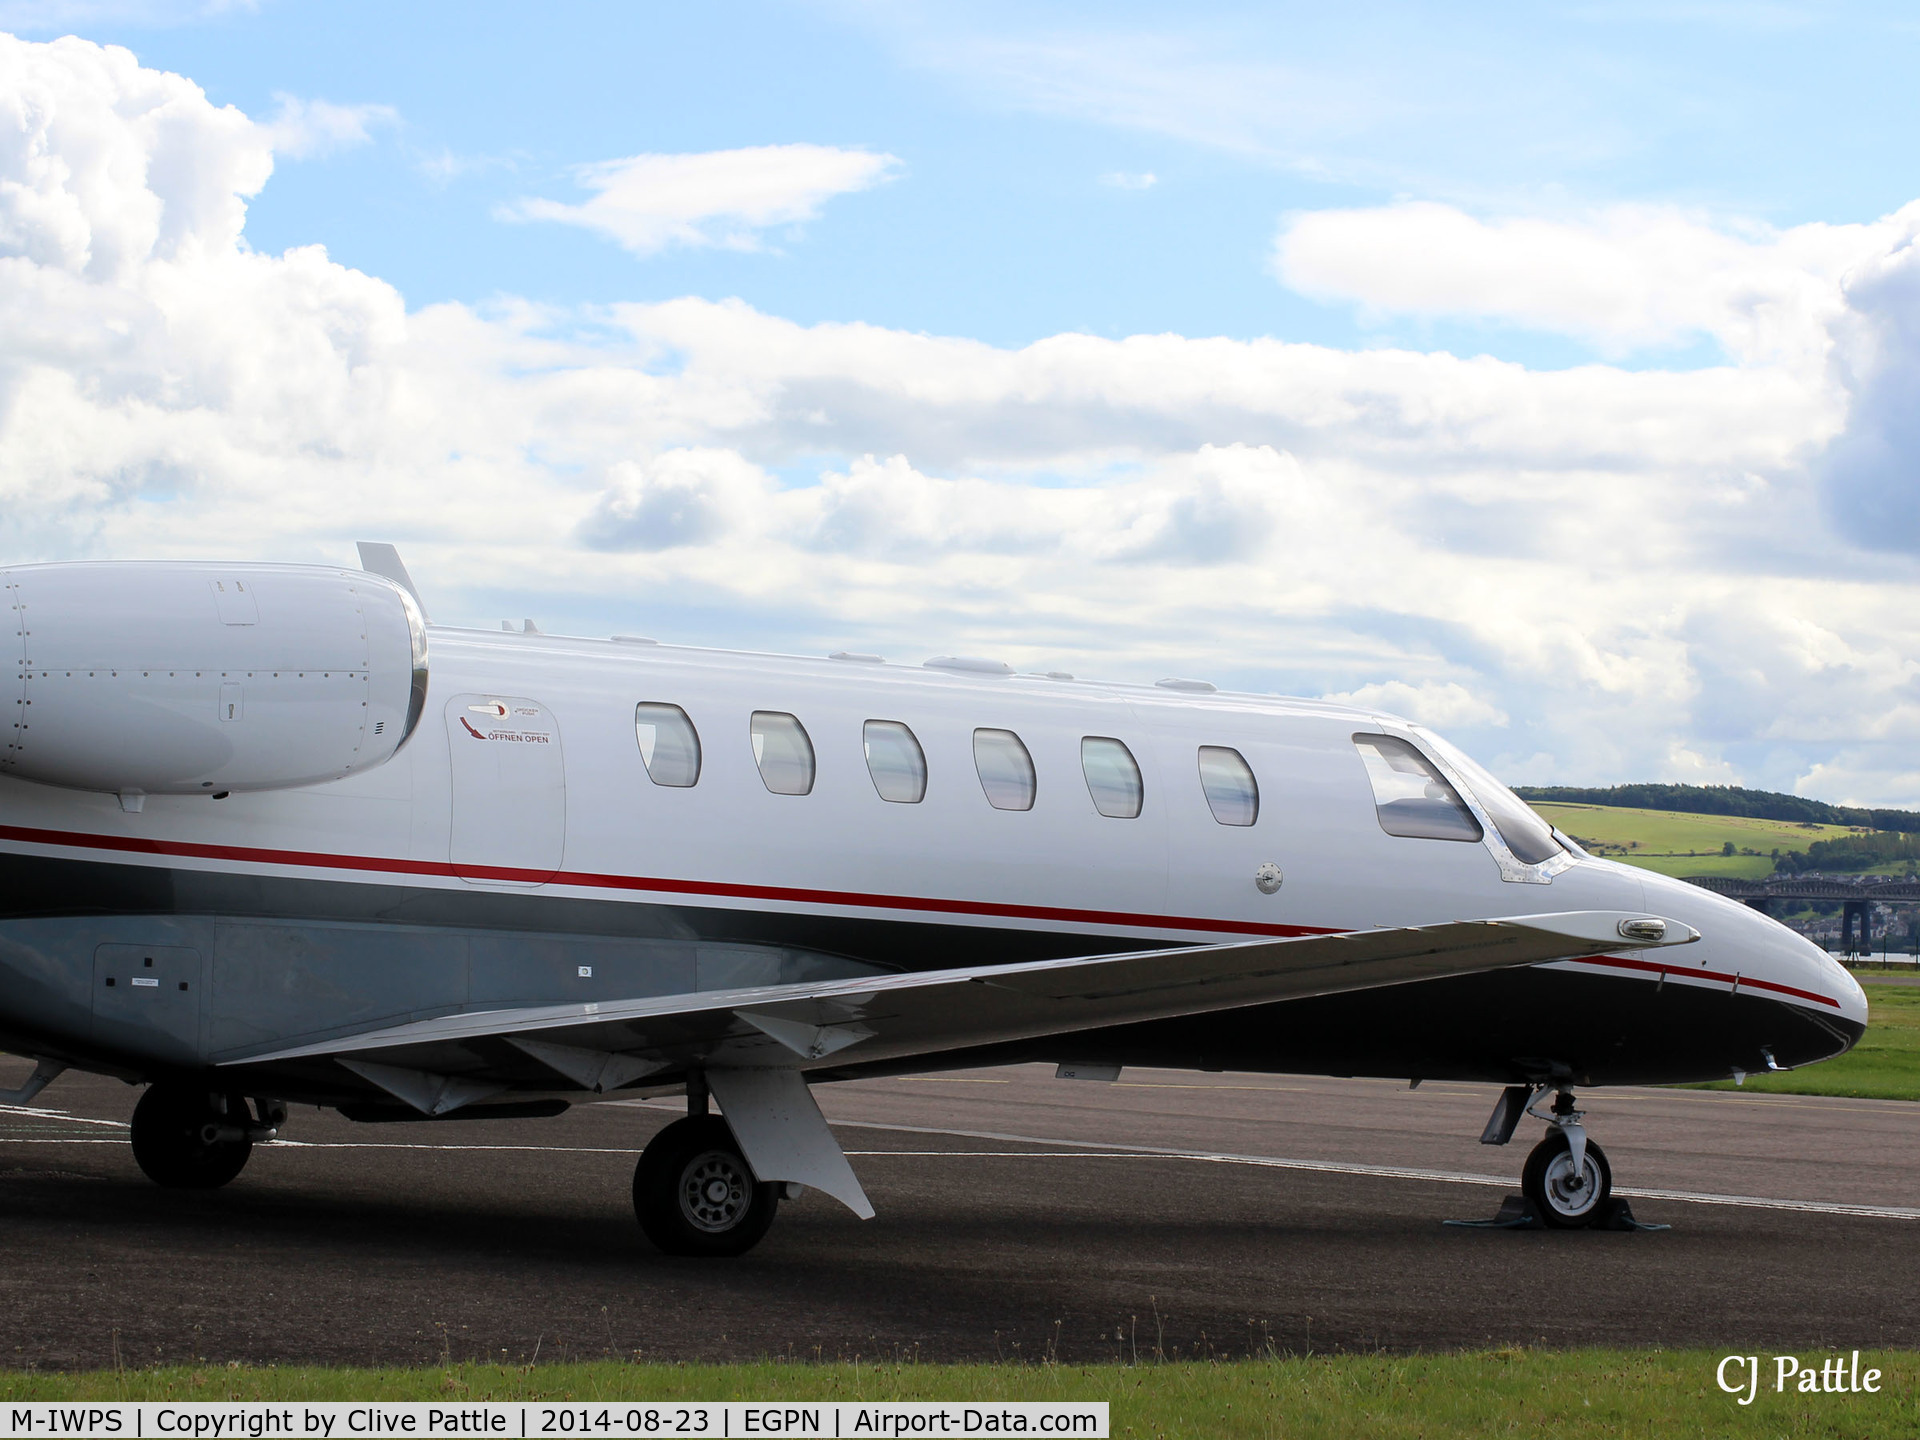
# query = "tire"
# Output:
<box><xmin>1521</xmin><ymin>1130</ymin><xmax>1612</xmax><ymax>1229</ymax></box>
<box><xmin>633</xmin><ymin>1116</ymin><xmax>779</xmax><ymax>1257</ymax></box>
<box><xmin>129</xmin><ymin>1084</ymin><xmax>254</xmax><ymax>1190</ymax></box>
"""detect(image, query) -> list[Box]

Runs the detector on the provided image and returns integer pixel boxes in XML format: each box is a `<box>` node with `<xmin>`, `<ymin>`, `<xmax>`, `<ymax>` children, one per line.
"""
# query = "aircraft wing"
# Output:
<box><xmin>223</xmin><ymin>909</ymin><xmax>1696</xmax><ymax>1088</ymax></box>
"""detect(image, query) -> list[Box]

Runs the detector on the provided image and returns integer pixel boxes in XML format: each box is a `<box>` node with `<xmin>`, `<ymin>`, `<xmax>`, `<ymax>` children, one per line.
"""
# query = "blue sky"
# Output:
<box><xmin>24</xmin><ymin>0</ymin><xmax>1920</xmax><ymax>360</ymax></box>
<box><xmin>6</xmin><ymin>2</ymin><xmax>1920</xmax><ymax>801</ymax></box>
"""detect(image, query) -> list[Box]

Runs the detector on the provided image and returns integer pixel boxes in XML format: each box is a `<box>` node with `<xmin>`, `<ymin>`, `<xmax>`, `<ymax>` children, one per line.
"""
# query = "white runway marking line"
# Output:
<box><xmin>6</xmin><ymin>1101</ymin><xmax>1917</xmax><ymax>1222</ymax></box>
<box><xmin>821</xmin><ymin>1119</ymin><xmax>1920</xmax><ymax>1222</ymax></box>
<box><xmin>0</xmin><ymin>1105</ymin><xmax>127</xmax><ymax>1127</ymax></box>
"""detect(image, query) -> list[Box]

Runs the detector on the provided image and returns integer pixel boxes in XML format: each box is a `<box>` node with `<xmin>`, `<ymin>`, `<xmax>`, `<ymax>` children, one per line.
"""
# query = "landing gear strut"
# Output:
<box><xmin>130</xmin><ymin>1084</ymin><xmax>280</xmax><ymax>1190</ymax></box>
<box><xmin>632</xmin><ymin>1077</ymin><xmax>780</xmax><ymax>1257</ymax></box>
<box><xmin>1519</xmin><ymin>1090</ymin><xmax>1612</xmax><ymax>1228</ymax></box>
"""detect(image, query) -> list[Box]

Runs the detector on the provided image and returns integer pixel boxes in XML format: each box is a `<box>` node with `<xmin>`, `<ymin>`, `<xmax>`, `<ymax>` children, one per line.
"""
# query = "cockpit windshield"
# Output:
<box><xmin>1416</xmin><ymin>730</ymin><xmax>1564</xmax><ymax>866</ymax></box>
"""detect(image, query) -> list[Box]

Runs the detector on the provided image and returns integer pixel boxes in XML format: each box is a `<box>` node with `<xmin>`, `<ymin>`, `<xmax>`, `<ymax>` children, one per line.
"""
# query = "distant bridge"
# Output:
<box><xmin>1683</xmin><ymin>876</ymin><xmax>1920</xmax><ymax>903</ymax></box>
<box><xmin>1682</xmin><ymin>875</ymin><xmax>1920</xmax><ymax>952</ymax></box>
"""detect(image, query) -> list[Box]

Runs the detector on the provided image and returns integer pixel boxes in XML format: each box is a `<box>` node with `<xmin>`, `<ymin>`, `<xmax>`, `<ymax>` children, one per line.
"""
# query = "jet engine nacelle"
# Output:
<box><xmin>0</xmin><ymin>561</ymin><xmax>427</xmax><ymax>797</ymax></box>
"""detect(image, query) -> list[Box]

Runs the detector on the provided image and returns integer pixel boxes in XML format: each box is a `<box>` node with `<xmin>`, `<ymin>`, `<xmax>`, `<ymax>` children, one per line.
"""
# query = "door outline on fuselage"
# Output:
<box><xmin>444</xmin><ymin>693</ymin><xmax>566</xmax><ymax>885</ymax></box>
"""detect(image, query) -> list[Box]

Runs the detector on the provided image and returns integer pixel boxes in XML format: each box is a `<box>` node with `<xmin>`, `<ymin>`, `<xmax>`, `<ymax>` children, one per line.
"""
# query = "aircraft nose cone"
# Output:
<box><xmin>1635</xmin><ymin>865</ymin><xmax>1869</xmax><ymax>1042</ymax></box>
<box><xmin>1730</xmin><ymin>890</ymin><xmax>1869</xmax><ymax>1029</ymax></box>
<box><xmin>1819</xmin><ymin>945</ymin><xmax>1870</xmax><ymax>1029</ymax></box>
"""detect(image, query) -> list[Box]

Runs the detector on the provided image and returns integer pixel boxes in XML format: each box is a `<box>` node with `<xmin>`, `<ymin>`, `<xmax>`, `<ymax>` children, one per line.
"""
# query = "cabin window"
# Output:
<box><xmin>864</xmin><ymin>719</ymin><xmax>927</xmax><ymax>803</ymax></box>
<box><xmin>1419</xmin><ymin>732</ymin><xmax>1563</xmax><ymax>865</ymax></box>
<box><xmin>973</xmin><ymin>728</ymin><xmax>1036</xmax><ymax>811</ymax></box>
<box><xmin>1081</xmin><ymin>737</ymin><xmax>1144</xmax><ymax>819</ymax></box>
<box><xmin>633</xmin><ymin>703</ymin><xmax>701</xmax><ymax>787</ymax></box>
<box><xmin>1352</xmin><ymin>734</ymin><xmax>1482</xmax><ymax>842</ymax></box>
<box><xmin>1198</xmin><ymin>746</ymin><xmax>1258</xmax><ymax>826</ymax></box>
<box><xmin>751</xmin><ymin>711</ymin><xmax>815</xmax><ymax>796</ymax></box>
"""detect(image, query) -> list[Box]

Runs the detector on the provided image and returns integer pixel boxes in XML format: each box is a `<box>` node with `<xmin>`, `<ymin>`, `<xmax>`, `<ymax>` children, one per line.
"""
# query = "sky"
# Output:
<box><xmin>4</xmin><ymin>2</ymin><xmax>1920</xmax><ymax>803</ymax></box>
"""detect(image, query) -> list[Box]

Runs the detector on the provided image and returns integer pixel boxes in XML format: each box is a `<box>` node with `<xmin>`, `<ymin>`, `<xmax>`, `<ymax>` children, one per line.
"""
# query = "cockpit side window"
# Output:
<box><xmin>1420</xmin><ymin>731</ymin><xmax>1564</xmax><ymax>865</ymax></box>
<box><xmin>1351</xmin><ymin>733</ymin><xmax>1482</xmax><ymax>842</ymax></box>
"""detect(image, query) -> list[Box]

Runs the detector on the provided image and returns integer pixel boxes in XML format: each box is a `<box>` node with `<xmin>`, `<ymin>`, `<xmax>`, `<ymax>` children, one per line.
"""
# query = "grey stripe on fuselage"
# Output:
<box><xmin>0</xmin><ymin>847</ymin><xmax>1160</xmax><ymax>1079</ymax></box>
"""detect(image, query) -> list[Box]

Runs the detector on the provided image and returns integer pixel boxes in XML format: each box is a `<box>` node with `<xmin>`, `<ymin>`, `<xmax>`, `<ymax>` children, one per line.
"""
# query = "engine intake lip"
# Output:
<box><xmin>397</xmin><ymin>585</ymin><xmax>429</xmax><ymax>748</ymax></box>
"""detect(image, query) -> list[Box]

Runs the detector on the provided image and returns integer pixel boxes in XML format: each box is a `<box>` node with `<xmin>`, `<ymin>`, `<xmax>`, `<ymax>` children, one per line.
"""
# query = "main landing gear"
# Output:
<box><xmin>1481</xmin><ymin>1083</ymin><xmax>1614</xmax><ymax>1229</ymax></box>
<box><xmin>130</xmin><ymin>1084</ymin><xmax>283</xmax><ymax>1190</ymax></box>
<box><xmin>632</xmin><ymin>1077</ymin><xmax>780</xmax><ymax>1257</ymax></box>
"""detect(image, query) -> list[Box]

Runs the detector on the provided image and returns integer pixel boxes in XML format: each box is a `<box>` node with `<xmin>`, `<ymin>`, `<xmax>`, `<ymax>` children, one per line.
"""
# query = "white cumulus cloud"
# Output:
<box><xmin>1320</xmin><ymin>680</ymin><xmax>1509</xmax><ymax>729</ymax></box>
<box><xmin>501</xmin><ymin>144</ymin><xmax>901</xmax><ymax>257</ymax></box>
<box><xmin>11</xmin><ymin>35</ymin><xmax>1920</xmax><ymax>804</ymax></box>
<box><xmin>258</xmin><ymin>93</ymin><xmax>397</xmax><ymax>160</ymax></box>
<box><xmin>1275</xmin><ymin>200</ymin><xmax>1908</xmax><ymax>364</ymax></box>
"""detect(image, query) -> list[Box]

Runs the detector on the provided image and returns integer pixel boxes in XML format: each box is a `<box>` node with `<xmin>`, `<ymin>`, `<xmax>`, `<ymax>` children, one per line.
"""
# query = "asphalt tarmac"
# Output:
<box><xmin>1</xmin><ymin>1032</ymin><xmax>1916</xmax><ymax>1370</ymax></box>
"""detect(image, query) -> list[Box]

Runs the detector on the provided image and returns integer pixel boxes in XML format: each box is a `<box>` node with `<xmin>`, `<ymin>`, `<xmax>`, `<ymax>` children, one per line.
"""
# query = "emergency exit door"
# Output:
<box><xmin>446</xmin><ymin>694</ymin><xmax>566</xmax><ymax>884</ymax></box>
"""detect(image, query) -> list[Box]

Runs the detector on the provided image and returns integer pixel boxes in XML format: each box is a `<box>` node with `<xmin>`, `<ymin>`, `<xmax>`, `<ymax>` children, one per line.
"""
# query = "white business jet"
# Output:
<box><xmin>0</xmin><ymin>552</ymin><xmax>1866</xmax><ymax>1254</ymax></box>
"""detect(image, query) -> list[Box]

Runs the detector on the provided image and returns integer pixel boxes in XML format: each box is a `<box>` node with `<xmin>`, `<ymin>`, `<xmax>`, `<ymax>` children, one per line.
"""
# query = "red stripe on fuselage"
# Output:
<box><xmin>0</xmin><ymin>822</ymin><xmax>1325</xmax><ymax>938</ymax></box>
<box><xmin>1559</xmin><ymin>950</ymin><xmax>1842</xmax><ymax>1010</ymax></box>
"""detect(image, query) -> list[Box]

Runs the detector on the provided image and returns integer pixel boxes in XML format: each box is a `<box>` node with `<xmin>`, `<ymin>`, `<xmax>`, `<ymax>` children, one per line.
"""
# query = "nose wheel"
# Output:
<box><xmin>1522</xmin><ymin>1128</ymin><xmax>1613</xmax><ymax>1227</ymax></box>
<box><xmin>1483</xmin><ymin>1082</ymin><xmax>1617</xmax><ymax>1229</ymax></box>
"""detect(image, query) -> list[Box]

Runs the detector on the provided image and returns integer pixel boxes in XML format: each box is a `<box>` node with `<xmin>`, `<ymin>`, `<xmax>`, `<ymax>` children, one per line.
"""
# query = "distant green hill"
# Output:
<box><xmin>1774</xmin><ymin>830</ymin><xmax>1920</xmax><ymax>875</ymax></box>
<box><xmin>1514</xmin><ymin>783</ymin><xmax>1920</xmax><ymax>835</ymax></box>
<box><xmin>1525</xmin><ymin>801</ymin><xmax>1858</xmax><ymax>879</ymax></box>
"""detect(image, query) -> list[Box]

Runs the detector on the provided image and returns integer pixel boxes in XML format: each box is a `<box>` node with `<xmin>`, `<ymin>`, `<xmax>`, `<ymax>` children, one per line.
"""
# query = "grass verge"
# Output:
<box><xmin>0</xmin><ymin>1352</ymin><xmax>1913</xmax><ymax>1438</ymax></box>
<box><xmin>1528</xmin><ymin>802</ymin><xmax>1860</xmax><ymax>879</ymax></box>
<box><xmin>1689</xmin><ymin>980</ymin><xmax>1920</xmax><ymax>1101</ymax></box>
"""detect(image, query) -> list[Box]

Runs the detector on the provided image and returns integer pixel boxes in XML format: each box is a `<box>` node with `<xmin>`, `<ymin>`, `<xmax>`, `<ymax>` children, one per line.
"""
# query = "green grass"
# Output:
<box><xmin>1622</xmin><ymin>853</ymin><xmax>1780</xmax><ymax>879</ymax></box>
<box><xmin>1690</xmin><ymin>980</ymin><xmax>1920</xmax><ymax>1100</ymax></box>
<box><xmin>1</xmin><ymin>1353</ymin><xmax>1913</xmax><ymax>1438</ymax></box>
<box><xmin>1529</xmin><ymin>802</ymin><xmax>1864</xmax><ymax>879</ymax></box>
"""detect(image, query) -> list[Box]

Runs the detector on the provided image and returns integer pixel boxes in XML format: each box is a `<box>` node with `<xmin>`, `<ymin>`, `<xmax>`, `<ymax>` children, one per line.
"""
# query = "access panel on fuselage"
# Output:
<box><xmin>445</xmin><ymin>694</ymin><xmax>566</xmax><ymax>884</ymax></box>
<box><xmin>92</xmin><ymin>943</ymin><xmax>203</xmax><ymax>1067</ymax></box>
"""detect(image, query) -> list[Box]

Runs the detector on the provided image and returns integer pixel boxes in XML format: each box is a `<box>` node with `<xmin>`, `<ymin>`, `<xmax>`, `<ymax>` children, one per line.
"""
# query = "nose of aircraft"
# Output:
<box><xmin>1635</xmin><ymin>866</ymin><xmax>1869</xmax><ymax>1039</ymax></box>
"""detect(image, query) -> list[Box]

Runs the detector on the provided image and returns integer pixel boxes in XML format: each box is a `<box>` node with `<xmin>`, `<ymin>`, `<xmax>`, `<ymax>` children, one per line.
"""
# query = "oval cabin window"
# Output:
<box><xmin>633</xmin><ymin>703</ymin><xmax>701</xmax><ymax>787</ymax></box>
<box><xmin>972</xmin><ymin>728</ymin><xmax>1036</xmax><ymax>811</ymax></box>
<box><xmin>751</xmin><ymin>711</ymin><xmax>816</xmax><ymax>796</ymax></box>
<box><xmin>1080</xmin><ymin>736</ymin><xmax>1143</xmax><ymax>819</ymax></box>
<box><xmin>1197</xmin><ymin>746</ymin><xmax>1258</xmax><ymax>826</ymax></box>
<box><xmin>864</xmin><ymin>720</ymin><xmax>927</xmax><ymax>803</ymax></box>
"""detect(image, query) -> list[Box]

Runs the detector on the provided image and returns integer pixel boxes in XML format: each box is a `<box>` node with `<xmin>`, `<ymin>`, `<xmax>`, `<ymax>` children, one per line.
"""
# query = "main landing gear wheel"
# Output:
<box><xmin>633</xmin><ymin>1116</ymin><xmax>779</xmax><ymax>1257</ymax></box>
<box><xmin>129</xmin><ymin>1084</ymin><xmax>255</xmax><ymax>1190</ymax></box>
<box><xmin>1522</xmin><ymin>1129</ymin><xmax>1612</xmax><ymax>1228</ymax></box>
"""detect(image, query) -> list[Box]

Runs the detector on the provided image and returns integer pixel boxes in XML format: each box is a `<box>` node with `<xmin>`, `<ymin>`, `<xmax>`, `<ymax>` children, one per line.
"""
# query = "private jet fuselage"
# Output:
<box><xmin>0</xmin><ymin>560</ymin><xmax>1867</xmax><ymax>1250</ymax></box>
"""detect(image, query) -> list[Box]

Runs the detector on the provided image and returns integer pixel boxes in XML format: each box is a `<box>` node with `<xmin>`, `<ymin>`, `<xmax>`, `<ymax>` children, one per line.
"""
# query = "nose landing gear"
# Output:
<box><xmin>1520</xmin><ymin>1091</ymin><xmax>1613</xmax><ymax>1228</ymax></box>
<box><xmin>1481</xmin><ymin>1082</ymin><xmax>1615</xmax><ymax>1229</ymax></box>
